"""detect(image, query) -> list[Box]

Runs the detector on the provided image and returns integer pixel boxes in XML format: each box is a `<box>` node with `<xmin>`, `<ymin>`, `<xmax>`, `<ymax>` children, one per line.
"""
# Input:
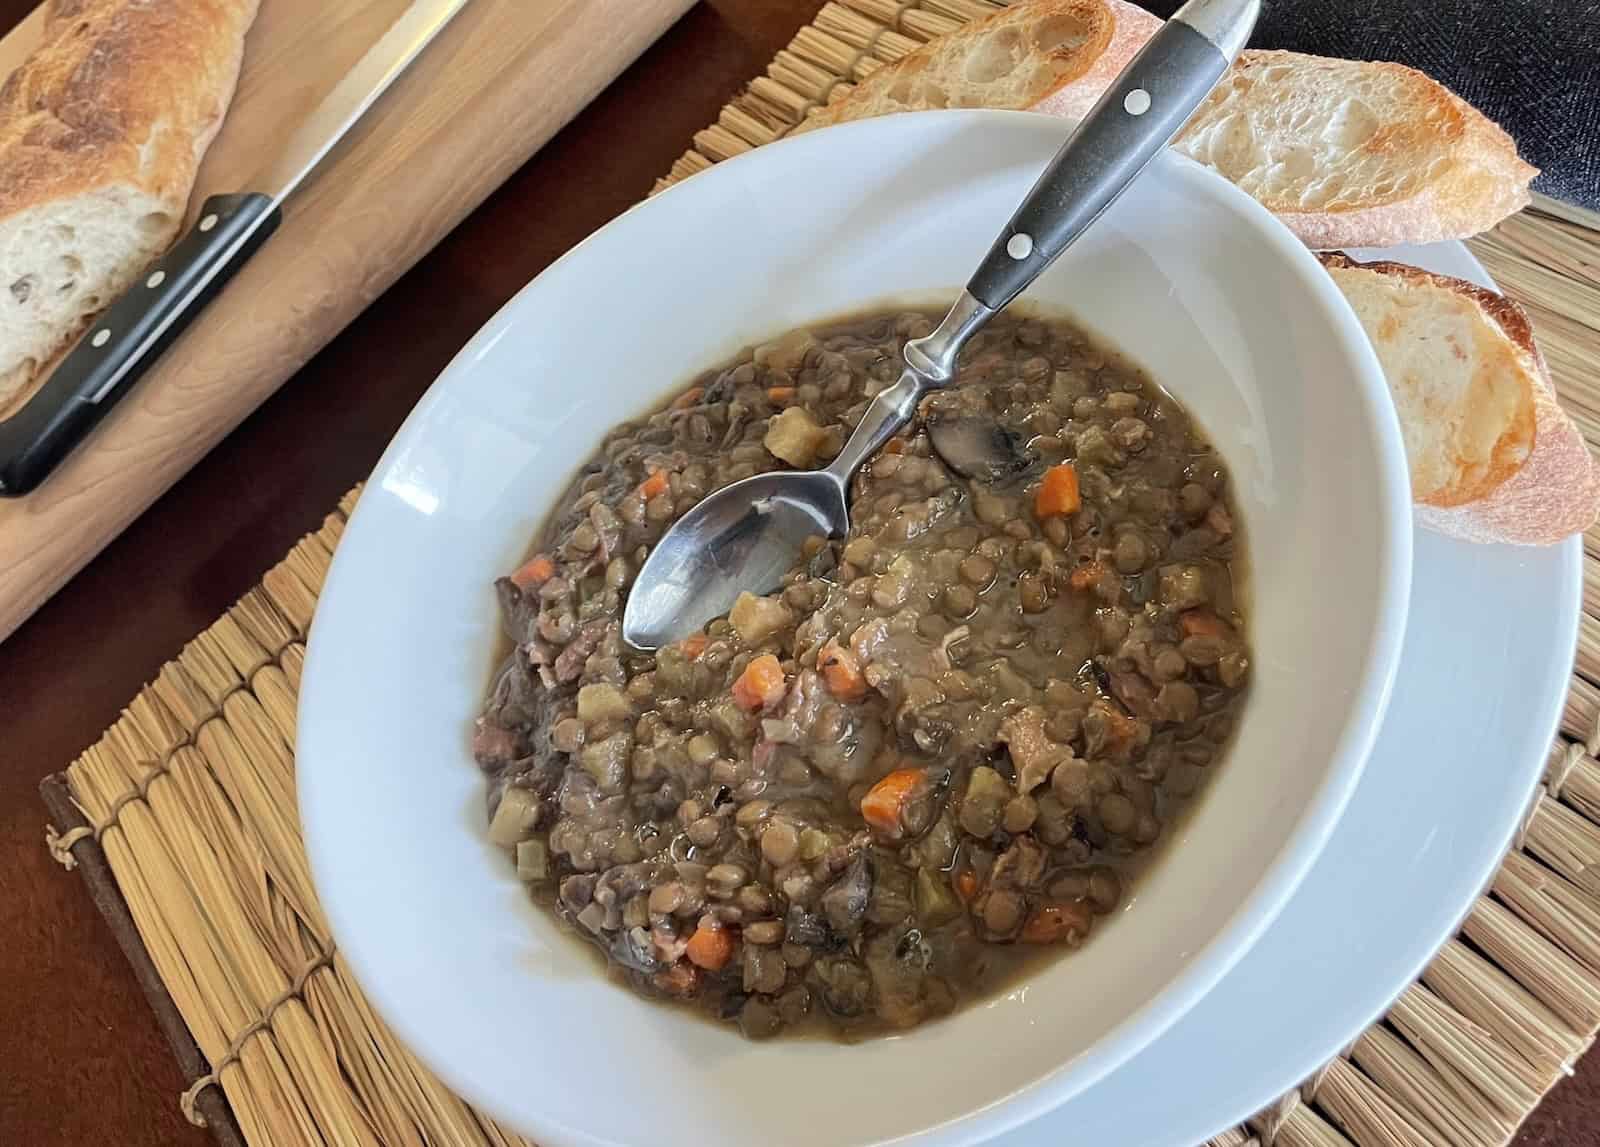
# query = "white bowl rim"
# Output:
<box><xmin>299</xmin><ymin>109</ymin><xmax>1414</xmax><ymax>1147</ymax></box>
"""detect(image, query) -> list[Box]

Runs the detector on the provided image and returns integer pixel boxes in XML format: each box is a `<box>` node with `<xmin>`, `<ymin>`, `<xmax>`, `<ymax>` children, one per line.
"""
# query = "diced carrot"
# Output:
<box><xmin>638</xmin><ymin>470</ymin><xmax>671</xmax><ymax>500</ymax></box>
<box><xmin>1020</xmin><ymin>902</ymin><xmax>1093</xmax><ymax>944</ymax></box>
<box><xmin>1180</xmin><ymin>609</ymin><xmax>1231</xmax><ymax>639</ymax></box>
<box><xmin>670</xmin><ymin>386</ymin><xmax>705</xmax><ymax>410</ymax></box>
<box><xmin>818</xmin><ymin>639</ymin><xmax>867</xmax><ymax>702</ymax></box>
<box><xmin>860</xmin><ymin>767</ymin><xmax>927</xmax><ymax>837</ymax></box>
<box><xmin>1035</xmin><ymin>463</ymin><xmax>1081</xmax><ymax>519</ymax></box>
<box><xmin>678</xmin><ymin>634</ymin><xmax>708</xmax><ymax>659</ymax></box>
<box><xmin>731</xmin><ymin>653</ymin><xmax>787</xmax><ymax>711</ymax></box>
<box><xmin>509</xmin><ymin>554</ymin><xmax>555</xmax><ymax>591</ymax></box>
<box><xmin>955</xmin><ymin>869</ymin><xmax>979</xmax><ymax>903</ymax></box>
<box><xmin>1069</xmin><ymin>560</ymin><xmax>1107</xmax><ymax>592</ymax></box>
<box><xmin>883</xmin><ymin>437</ymin><xmax>908</xmax><ymax>455</ymax></box>
<box><xmin>685</xmin><ymin>924</ymin><xmax>735</xmax><ymax>970</ymax></box>
<box><xmin>767</xmin><ymin>386</ymin><xmax>796</xmax><ymax>404</ymax></box>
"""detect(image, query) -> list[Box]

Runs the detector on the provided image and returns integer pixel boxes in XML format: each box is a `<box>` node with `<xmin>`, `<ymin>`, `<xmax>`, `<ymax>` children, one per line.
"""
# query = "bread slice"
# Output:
<box><xmin>1322</xmin><ymin>254</ymin><xmax>1598</xmax><ymax>545</ymax></box>
<box><xmin>0</xmin><ymin>0</ymin><xmax>259</xmax><ymax>409</ymax></box>
<box><xmin>790</xmin><ymin>0</ymin><xmax>1160</xmax><ymax>136</ymax></box>
<box><xmin>1174</xmin><ymin>51</ymin><xmax>1537</xmax><ymax>250</ymax></box>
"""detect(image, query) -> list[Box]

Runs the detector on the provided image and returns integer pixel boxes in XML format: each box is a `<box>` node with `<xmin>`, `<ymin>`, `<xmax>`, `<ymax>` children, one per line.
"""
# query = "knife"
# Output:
<box><xmin>0</xmin><ymin>0</ymin><xmax>472</xmax><ymax>497</ymax></box>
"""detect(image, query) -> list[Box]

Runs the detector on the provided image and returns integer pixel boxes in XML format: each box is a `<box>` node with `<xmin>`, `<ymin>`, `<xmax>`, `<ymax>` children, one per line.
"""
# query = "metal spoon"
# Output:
<box><xmin>623</xmin><ymin>0</ymin><xmax>1259</xmax><ymax>651</ymax></box>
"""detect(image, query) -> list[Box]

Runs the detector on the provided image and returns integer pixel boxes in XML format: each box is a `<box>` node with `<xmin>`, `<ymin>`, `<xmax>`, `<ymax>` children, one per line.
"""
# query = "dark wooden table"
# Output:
<box><xmin>0</xmin><ymin>1</ymin><xmax>1591</xmax><ymax>1143</ymax></box>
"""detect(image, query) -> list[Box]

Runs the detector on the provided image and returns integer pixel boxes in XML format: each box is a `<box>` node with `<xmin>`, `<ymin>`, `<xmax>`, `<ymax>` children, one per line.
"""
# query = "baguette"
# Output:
<box><xmin>791</xmin><ymin>1</ymin><xmax>1535</xmax><ymax>250</ymax></box>
<box><xmin>791</xmin><ymin>0</ymin><xmax>1160</xmax><ymax>137</ymax></box>
<box><xmin>1321</xmin><ymin>255</ymin><xmax>1598</xmax><ymax>545</ymax></box>
<box><xmin>0</xmin><ymin>0</ymin><xmax>259</xmax><ymax>410</ymax></box>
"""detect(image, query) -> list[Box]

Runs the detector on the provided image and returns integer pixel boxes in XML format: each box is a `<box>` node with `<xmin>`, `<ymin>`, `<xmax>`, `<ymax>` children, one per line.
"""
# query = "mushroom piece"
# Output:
<box><xmin>820</xmin><ymin>853</ymin><xmax>875</xmax><ymax>937</ymax></box>
<box><xmin>925</xmin><ymin>411</ymin><xmax>1036</xmax><ymax>483</ymax></box>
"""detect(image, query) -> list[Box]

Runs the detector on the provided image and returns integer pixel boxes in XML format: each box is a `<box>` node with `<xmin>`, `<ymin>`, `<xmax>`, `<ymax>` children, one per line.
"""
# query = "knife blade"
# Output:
<box><xmin>0</xmin><ymin>0</ymin><xmax>472</xmax><ymax>497</ymax></box>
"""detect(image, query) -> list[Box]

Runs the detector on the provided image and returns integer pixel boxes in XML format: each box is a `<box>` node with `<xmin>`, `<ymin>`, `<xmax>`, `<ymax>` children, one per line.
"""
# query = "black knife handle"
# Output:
<box><xmin>0</xmin><ymin>192</ymin><xmax>281</xmax><ymax>496</ymax></box>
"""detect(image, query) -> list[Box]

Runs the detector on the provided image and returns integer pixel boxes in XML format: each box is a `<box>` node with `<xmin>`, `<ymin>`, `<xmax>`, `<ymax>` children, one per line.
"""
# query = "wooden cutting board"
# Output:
<box><xmin>0</xmin><ymin>0</ymin><xmax>693</xmax><ymax>641</ymax></box>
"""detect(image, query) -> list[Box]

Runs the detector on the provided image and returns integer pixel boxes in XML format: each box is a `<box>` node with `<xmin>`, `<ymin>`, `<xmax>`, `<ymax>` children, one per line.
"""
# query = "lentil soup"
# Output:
<box><xmin>471</xmin><ymin>308</ymin><xmax>1250</xmax><ymax>1039</ymax></box>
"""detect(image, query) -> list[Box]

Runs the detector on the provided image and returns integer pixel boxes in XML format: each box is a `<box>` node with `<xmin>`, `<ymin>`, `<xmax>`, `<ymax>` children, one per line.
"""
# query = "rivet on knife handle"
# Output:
<box><xmin>0</xmin><ymin>193</ymin><xmax>281</xmax><ymax>497</ymax></box>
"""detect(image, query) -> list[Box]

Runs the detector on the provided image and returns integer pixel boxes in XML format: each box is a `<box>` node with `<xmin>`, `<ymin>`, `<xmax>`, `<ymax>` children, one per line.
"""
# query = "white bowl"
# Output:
<box><xmin>299</xmin><ymin>110</ymin><xmax>1411</xmax><ymax>1147</ymax></box>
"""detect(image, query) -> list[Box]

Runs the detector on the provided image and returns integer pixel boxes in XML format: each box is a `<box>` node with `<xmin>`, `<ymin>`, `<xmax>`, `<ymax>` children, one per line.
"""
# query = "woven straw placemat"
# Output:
<box><xmin>40</xmin><ymin>3</ymin><xmax>1600</xmax><ymax>1145</ymax></box>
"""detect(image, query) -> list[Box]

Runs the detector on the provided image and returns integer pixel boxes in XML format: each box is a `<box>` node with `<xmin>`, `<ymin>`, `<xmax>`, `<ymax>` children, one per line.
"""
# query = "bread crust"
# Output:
<box><xmin>1</xmin><ymin>1</ymin><xmax>258</xmax><ymax>220</ymax></box>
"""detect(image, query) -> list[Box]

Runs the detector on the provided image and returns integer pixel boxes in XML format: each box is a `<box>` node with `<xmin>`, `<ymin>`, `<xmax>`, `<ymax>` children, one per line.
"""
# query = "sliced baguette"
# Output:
<box><xmin>1321</xmin><ymin>254</ymin><xmax>1598</xmax><ymax>545</ymax></box>
<box><xmin>1174</xmin><ymin>51</ymin><xmax>1537</xmax><ymax>250</ymax></box>
<box><xmin>0</xmin><ymin>0</ymin><xmax>260</xmax><ymax>409</ymax></box>
<box><xmin>788</xmin><ymin>1</ymin><xmax>1535</xmax><ymax>249</ymax></box>
<box><xmin>791</xmin><ymin>0</ymin><xmax>1161</xmax><ymax>136</ymax></box>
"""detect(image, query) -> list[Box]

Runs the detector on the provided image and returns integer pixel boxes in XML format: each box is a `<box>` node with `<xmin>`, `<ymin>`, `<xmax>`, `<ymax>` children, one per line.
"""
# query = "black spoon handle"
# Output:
<box><xmin>966</xmin><ymin>0</ymin><xmax>1258</xmax><ymax>313</ymax></box>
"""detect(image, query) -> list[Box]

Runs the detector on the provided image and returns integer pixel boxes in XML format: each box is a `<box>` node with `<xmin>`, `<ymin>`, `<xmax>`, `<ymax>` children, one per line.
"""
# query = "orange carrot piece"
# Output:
<box><xmin>1035</xmin><ymin>463</ymin><xmax>1081</xmax><ymax>519</ymax></box>
<box><xmin>767</xmin><ymin>386</ymin><xmax>796</xmax><ymax>404</ymax></box>
<box><xmin>1021</xmin><ymin>902</ymin><xmax>1093</xmax><ymax>944</ymax></box>
<box><xmin>509</xmin><ymin>554</ymin><xmax>555</xmax><ymax>591</ymax></box>
<box><xmin>638</xmin><ymin>470</ymin><xmax>671</xmax><ymax>500</ymax></box>
<box><xmin>1069</xmin><ymin>561</ymin><xmax>1107</xmax><ymax>592</ymax></box>
<box><xmin>685</xmin><ymin>924</ymin><xmax>735</xmax><ymax>970</ymax></box>
<box><xmin>883</xmin><ymin>437</ymin><xmax>908</xmax><ymax>455</ymax></box>
<box><xmin>1180</xmin><ymin>609</ymin><xmax>1231</xmax><ymax>639</ymax></box>
<box><xmin>818</xmin><ymin>639</ymin><xmax>867</xmax><ymax>702</ymax></box>
<box><xmin>731</xmin><ymin>653</ymin><xmax>787</xmax><ymax>711</ymax></box>
<box><xmin>678</xmin><ymin>634</ymin><xmax>708</xmax><ymax>659</ymax></box>
<box><xmin>955</xmin><ymin>869</ymin><xmax>978</xmax><ymax>903</ymax></box>
<box><xmin>671</xmin><ymin>386</ymin><xmax>705</xmax><ymax>410</ymax></box>
<box><xmin>860</xmin><ymin>767</ymin><xmax>927</xmax><ymax>837</ymax></box>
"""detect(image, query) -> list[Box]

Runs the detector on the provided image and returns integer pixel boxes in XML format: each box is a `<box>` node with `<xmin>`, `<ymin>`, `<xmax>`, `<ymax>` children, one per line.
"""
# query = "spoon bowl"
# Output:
<box><xmin>623</xmin><ymin>467</ymin><xmax>847</xmax><ymax>651</ymax></box>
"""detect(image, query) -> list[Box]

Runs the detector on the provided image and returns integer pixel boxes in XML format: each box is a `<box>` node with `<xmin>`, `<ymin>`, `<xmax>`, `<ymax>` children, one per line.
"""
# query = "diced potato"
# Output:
<box><xmin>729</xmin><ymin>591</ymin><xmax>794</xmax><ymax>644</ymax></box>
<box><xmin>576</xmin><ymin>682</ymin><xmax>632</xmax><ymax>723</ymax></box>
<box><xmin>764</xmin><ymin>407</ymin><xmax>827</xmax><ymax>467</ymax></box>
<box><xmin>579</xmin><ymin>733</ymin><xmax>630</xmax><ymax>790</ymax></box>
<box><xmin>488</xmin><ymin>786</ymin><xmax>540</xmax><ymax>847</ymax></box>
<box><xmin>516</xmin><ymin>839</ymin><xmax>550</xmax><ymax>882</ymax></box>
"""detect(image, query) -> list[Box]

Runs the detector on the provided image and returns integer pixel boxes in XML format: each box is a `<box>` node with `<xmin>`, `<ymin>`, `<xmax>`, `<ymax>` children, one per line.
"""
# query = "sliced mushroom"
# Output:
<box><xmin>820</xmin><ymin>853</ymin><xmax>875</xmax><ymax>936</ymax></box>
<box><xmin>925</xmin><ymin>411</ymin><xmax>1036</xmax><ymax>483</ymax></box>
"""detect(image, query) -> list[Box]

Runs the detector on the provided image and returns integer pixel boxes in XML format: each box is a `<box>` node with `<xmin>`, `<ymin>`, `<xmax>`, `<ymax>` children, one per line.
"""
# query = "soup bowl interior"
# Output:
<box><xmin>300</xmin><ymin>110</ymin><xmax>1410</xmax><ymax>1147</ymax></box>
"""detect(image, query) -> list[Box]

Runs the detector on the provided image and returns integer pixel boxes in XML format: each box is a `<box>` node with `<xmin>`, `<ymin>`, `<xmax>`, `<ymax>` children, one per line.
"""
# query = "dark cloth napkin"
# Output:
<box><xmin>1139</xmin><ymin>0</ymin><xmax>1600</xmax><ymax>210</ymax></box>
